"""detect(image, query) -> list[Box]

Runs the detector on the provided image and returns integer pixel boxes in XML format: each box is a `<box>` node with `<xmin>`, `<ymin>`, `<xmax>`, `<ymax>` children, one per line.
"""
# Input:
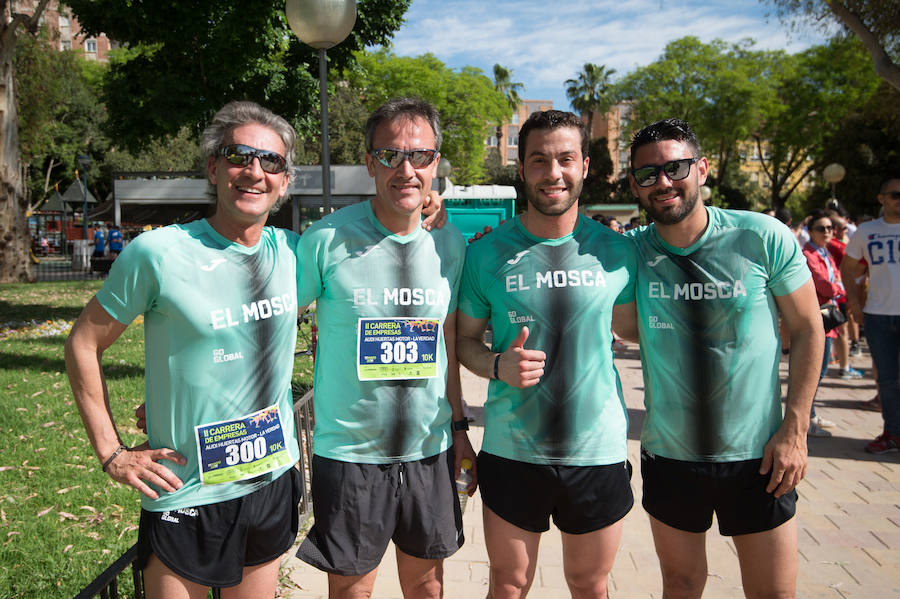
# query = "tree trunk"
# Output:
<box><xmin>1</xmin><ymin>17</ymin><xmax>32</xmax><ymax>281</ymax></box>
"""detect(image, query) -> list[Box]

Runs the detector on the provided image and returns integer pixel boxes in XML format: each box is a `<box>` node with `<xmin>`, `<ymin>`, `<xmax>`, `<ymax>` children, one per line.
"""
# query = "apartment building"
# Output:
<box><xmin>11</xmin><ymin>0</ymin><xmax>115</xmax><ymax>61</ymax></box>
<box><xmin>486</xmin><ymin>99</ymin><xmax>554</xmax><ymax>165</ymax></box>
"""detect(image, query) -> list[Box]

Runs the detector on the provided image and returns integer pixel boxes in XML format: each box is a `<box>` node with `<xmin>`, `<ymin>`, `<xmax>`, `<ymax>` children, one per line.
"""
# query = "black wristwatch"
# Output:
<box><xmin>451</xmin><ymin>418</ymin><xmax>469</xmax><ymax>432</ymax></box>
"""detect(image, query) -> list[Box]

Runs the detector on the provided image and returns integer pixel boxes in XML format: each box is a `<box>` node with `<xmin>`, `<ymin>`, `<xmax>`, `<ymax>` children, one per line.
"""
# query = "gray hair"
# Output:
<box><xmin>364</xmin><ymin>97</ymin><xmax>442</xmax><ymax>153</ymax></box>
<box><xmin>201</xmin><ymin>101</ymin><xmax>296</xmax><ymax>209</ymax></box>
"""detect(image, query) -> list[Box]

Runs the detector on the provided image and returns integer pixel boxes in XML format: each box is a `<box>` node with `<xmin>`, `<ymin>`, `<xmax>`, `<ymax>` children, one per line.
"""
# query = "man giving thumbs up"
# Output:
<box><xmin>456</xmin><ymin>109</ymin><xmax>638</xmax><ymax>599</ymax></box>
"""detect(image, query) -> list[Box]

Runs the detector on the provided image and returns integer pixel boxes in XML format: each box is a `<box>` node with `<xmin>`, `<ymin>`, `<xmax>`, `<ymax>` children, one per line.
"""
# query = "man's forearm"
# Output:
<box><xmin>783</xmin><ymin>325</ymin><xmax>821</xmax><ymax>432</ymax></box>
<box><xmin>456</xmin><ymin>335</ymin><xmax>496</xmax><ymax>381</ymax></box>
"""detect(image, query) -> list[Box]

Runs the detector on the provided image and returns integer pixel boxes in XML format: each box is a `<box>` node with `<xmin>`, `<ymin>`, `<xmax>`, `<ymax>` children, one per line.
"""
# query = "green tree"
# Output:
<box><xmin>581</xmin><ymin>138</ymin><xmax>616</xmax><ymax>204</ymax></box>
<box><xmin>616</xmin><ymin>37</ymin><xmax>771</xmax><ymax>190</ymax></box>
<box><xmin>1</xmin><ymin>0</ymin><xmax>52</xmax><ymax>282</ymax></box>
<box><xmin>752</xmin><ymin>37</ymin><xmax>881</xmax><ymax>208</ymax></box>
<box><xmin>764</xmin><ymin>0</ymin><xmax>900</xmax><ymax>91</ymax></box>
<box><xmin>491</xmin><ymin>64</ymin><xmax>524</xmax><ymax>149</ymax></box>
<box><xmin>347</xmin><ymin>50</ymin><xmax>509</xmax><ymax>183</ymax></box>
<box><xmin>565</xmin><ymin>63</ymin><xmax>616</xmax><ymax>138</ymax></box>
<box><xmin>15</xmin><ymin>30</ymin><xmax>107</xmax><ymax>211</ymax></box>
<box><xmin>64</xmin><ymin>0</ymin><xmax>412</xmax><ymax>151</ymax></box>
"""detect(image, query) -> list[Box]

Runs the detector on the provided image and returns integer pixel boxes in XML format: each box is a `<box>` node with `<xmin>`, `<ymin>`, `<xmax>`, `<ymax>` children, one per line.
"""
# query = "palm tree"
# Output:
<box><xmin>565</xmin><ymin>63</ymin><xmax>617</xmax><ymax>139</ymax></box>
<box><xmin>492</xmin><ymin>64</ymin><xmax>524</xmax><ymax>151</ymax></box>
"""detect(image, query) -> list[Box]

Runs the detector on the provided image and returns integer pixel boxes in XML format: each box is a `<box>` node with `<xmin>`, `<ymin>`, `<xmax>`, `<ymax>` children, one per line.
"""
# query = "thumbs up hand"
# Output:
<box><xmin>497</xmin><ymin>326</ymin><xmax>546</xmax><ymax>388</ymax></box>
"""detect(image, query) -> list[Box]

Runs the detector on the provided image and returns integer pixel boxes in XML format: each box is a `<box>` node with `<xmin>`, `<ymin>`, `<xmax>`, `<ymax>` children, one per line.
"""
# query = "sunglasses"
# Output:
<box><xmin>631</xmin><ymin>158</ymin><xmax>698</xmax><ymax>188</ymax></box>
<box><xmin>370</xmin><ymin>148</ymin><xmax>438</xmax><ymax>169</ymax></box>
<box><xmin>881</xmin><ymin>190</ymin><xmax>900</xmax><ymax>200</ymax></box>
<box><xmin>219</xmin><ymin>144</ymin><xmax>287</xmax><ymax>174</ymax></box>
<box><xmin>811</xmin><ymin>225</ymin><xmax>834</xmax><ymax>233</ymax></box>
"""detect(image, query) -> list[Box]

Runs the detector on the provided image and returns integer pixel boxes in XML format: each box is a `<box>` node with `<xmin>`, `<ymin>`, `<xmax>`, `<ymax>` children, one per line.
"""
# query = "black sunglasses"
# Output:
<box><xmin>370</xmin><ymin>148</ymin><xmax>438</xmax><ymax>169</ymax></box>
<box><xmin>631</xmin><ymin>158</ymin><xmax>698</xmax><ymax>188</ymax></box>
<box><xmin>811</xmin><ymin>225</ymin><xmax>834</xmax><ymax>233</ymax></box>
<box><xmin>219</xmin><ymin>144</ymin><xmax>287</xmax><ymax>174</ymax></box>
<box><xmin>881</xmin><ymin>190</ymin><xmax>900</xmax><ymax>200</ymax></box>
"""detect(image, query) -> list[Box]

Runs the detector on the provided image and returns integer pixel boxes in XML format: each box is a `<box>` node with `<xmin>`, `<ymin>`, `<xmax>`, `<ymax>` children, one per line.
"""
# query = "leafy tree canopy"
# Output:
<box><xmin>63</xmin><ymin>0</ymin><xmax>412</xmax><ymax>151</ymax></box>
<box><xmin>346</xmin><ymin>49</ymin><xmax>510</xmax><ymax>184</ymax></box>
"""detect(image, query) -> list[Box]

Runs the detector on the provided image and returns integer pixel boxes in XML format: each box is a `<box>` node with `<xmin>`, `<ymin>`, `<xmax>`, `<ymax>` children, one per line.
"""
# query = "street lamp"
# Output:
<box><xmin>436</xmin><ymin>157</ymin><xmax>452</xmax><ymax>194</ymax></box>
<box><xmin>285</xmin><ymin>0</ymin><xmax>357</xmax><ymax>214</ymax></box>
<box><xmin>823</xmin><ymin>163</ymin><xmax>845</xmax><ymax>205</ymax></box>
<box><xmin>700</xmin><ymin>185</ymin><xmax>712</xmax><ymax>203</ymax></box>
<box><xmin>77</xmin><ymin>154</ymin><xmax>91</xmax><ymax>242</ymax></box>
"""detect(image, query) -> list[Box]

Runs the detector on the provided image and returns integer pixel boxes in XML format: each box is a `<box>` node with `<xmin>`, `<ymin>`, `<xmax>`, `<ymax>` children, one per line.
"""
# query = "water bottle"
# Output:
<box><xmin>456</xmin><ymin>458</ymin><xmax>474</xmax><ymax>514</ymax></box>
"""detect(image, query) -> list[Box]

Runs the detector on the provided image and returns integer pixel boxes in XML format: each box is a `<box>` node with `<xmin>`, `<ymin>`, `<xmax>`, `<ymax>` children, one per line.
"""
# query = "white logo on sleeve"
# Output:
<box><xmin>507</xmin><ymin>250</ymin><xmax>529</xmax><ymax>265</ymax></box>
<box><xmin>200</xmin><ymin>258</ymin><xmax>228</xmax><ymax>272</ymax></box>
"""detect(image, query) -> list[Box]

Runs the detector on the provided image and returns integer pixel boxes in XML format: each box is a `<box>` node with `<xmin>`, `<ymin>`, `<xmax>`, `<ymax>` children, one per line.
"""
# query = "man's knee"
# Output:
<box><xmin>658</xmin><ymin>563</ymin><xmax>706</xmax><ymax>599</ymax></box>
<box><xmin>564</xmin><ymin>571</ymin><xmax>609</xmax><ymax>599</ymax></box>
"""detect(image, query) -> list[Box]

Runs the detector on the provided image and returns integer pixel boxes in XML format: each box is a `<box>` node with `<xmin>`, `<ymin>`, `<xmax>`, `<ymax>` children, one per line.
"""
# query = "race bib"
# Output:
<box><xmin>357</xmin><ymin>317</ymin><xmax>440</xmax><ymax>380</ymax></box>
<box><xmin>194</xmin><ymin>404</ymin><xmax>291</xmax><ymax>485</ymax></box>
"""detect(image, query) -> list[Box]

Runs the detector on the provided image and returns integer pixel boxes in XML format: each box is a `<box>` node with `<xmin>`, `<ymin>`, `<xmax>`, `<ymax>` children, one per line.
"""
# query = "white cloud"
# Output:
<box><xmin>383</xmin><ymin>0</ymin><xmax>830</xmax><ymax>110</ymax></box>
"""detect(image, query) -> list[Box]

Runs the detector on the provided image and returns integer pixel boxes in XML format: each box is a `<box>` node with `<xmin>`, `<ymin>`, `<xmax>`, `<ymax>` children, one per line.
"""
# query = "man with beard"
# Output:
<box><xmin>620</xmin><ymin>118</ymin><xmax>823</xmax><ymax>598</ymax></box>
<box><xmin>456</xmin><ymin>110</ymin><xmax>637</xmax><ymax>599</ymax></box>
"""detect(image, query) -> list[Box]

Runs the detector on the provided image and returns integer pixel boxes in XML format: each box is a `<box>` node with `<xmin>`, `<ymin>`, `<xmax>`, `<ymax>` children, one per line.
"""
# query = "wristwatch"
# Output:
<box><xmin>451</xmin><ymin>418</ymin><xmax>470</xmax><ymax>432</ymax></box>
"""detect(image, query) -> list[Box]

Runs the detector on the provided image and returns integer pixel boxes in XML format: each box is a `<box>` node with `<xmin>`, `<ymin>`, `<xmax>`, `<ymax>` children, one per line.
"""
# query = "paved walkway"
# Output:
<box><xmin>281</xmin><ymin>341</ymin><xmax>900</xmax><ymax>598</ymax></box>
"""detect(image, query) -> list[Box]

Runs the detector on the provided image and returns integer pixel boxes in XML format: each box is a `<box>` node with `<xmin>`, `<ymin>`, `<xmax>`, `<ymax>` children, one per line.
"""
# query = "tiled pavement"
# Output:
<box><xmin>282</xmin><ymin>341</ymin><xmax>900</xmax><ymax>598</ymax></box>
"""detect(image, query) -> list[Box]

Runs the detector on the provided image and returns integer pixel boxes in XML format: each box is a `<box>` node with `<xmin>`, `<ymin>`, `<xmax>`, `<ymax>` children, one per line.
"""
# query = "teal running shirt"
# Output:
<box><xmin>96</xmin><ymin>220</ymin><xmax>301</xmax><ymax>511</ymax></box>
<box><xmin>628</xmin><ymin>207</ymin><xmax>810</xmax><ymax>462</ymax></box>
<box><xmin>298</xmin><ymin>201</ymin><xmax>466</xmax><ymax>463</ymax></box>
<box><xmin>458</xmin><ymin>215</ymin><xmax>636</xmax><ymax>465</ymax></box>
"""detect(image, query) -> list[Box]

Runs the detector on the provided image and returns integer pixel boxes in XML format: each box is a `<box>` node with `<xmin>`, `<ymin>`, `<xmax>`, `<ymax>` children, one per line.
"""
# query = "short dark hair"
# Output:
<box><xmin>364</xmin><ymin>97</ymin><xmax>442</xmax><ymax>152</ymax></box>
<box><xmin>518</xmin><ymin>110</ymin><xmax>588</xmax><ymax>164</ymax></box>
<box><xmin>880</xmin><ymin>176</ymin><xmax>900</xmax><ymax>193</ymax></box>
<box><xmin>630</xmin><ymin>118</ymin><xmax>701</xmax><ymax>165</ymax></box>
<box><xmin>807</xmin><ymin>209</ymin><xmax>830</xmax><ymax>223</ymax></box>
<box><xmin>774</xmin><ymin>207</ymin><xmax>792</xmax><ymax>224</ymax></box>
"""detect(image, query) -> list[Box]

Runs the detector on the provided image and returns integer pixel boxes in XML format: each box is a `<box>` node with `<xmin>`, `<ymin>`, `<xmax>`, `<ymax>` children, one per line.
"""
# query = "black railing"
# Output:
<box><xmin>73</xmin><ymin>387</ymin><xmax>315</xmax><ymax>598</ymax></box>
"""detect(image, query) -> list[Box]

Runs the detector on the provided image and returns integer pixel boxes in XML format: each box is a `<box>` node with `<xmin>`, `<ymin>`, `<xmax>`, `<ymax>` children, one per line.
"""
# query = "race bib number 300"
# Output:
<box><xmin>358</xmin><ymin>317</ymin><xmax>440</xmax><ymax>380</ymax></box>
<box><xmin>194</xmin><ymin>405</ymin><xmax>291</xmax><ymax>485</ymax></box>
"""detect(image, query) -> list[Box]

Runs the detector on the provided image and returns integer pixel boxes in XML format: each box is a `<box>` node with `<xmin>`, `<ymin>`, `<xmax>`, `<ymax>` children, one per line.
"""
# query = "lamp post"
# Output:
<box><xmin>823</xmin><ymin>163</ymin><xmax>845</xmax><ymax>205</ymax></box>
<box><xmin>436</xmin><ymin>157</ymin><xmax>452</xmax><ymax>194</ymax></box>
<box><xmin>285</xmin><ymin>0</ymin><xmax>356</xmax><ymax>215</ymax></box>
<box><xmin>700</xmin><ymin>185</ymin><xmax>712</xmax><ymax>203</ymax></box>
<box><xmin>77</xmin><ymin>154</ymin><xmax>91</xmax><ymax>242</ymax></box>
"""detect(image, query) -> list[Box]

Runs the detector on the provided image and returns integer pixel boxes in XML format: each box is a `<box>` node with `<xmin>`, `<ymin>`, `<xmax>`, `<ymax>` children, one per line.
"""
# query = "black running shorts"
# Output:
<box><xmin>296</xmin><ymin>449</ymin><xmax>463</xmax><ymax>576</ymax></box>
<box><xmin>640</xmin><ymin>448</ymin><xmax>797</xmax><ymax>536</ymax></box>
<box><xmin>477</xmin><ymin>451</ymin><xmax>633</xmax><ymax>534</ymax></box>
<box><xmin>136</xmin><ymin>467</ymin><xmax>302</xmax><ymax>587</ymax></box>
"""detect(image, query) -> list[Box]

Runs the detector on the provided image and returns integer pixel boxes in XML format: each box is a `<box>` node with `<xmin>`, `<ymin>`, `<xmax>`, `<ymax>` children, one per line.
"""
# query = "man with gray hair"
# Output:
<box><xmin>66</xmin><ymin>100</ymin><xmax>304</xmax><ymax>598</ymax></box>
<box><xmin>296</xmin><ymin>97</ymin><xmax>475</xmax><ymax>598</ymax></box>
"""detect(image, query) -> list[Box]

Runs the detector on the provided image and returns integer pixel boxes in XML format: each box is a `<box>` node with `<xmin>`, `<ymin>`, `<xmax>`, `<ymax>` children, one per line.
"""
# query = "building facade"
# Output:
<box><xmin>11</xmin><ymin>0</ymin><xmax>115</xmax><ymax>61</ymax></box>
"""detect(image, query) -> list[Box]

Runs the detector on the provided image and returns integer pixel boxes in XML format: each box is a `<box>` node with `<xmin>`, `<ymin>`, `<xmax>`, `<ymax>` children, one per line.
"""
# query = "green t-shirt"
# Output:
<box><xmin>628</xmin><ymin>206</ymin><xmax>810</xmax><ymax>462</ymax></box>
<box><xmin>298</xmin><ymin>201</ymin><xmax>466</xmax><ymax>463</ymax></box>
<box><xmin>458</xmin><ymin>215</ymin><xmax>636</xmax><ymax>465</ymax></box>
<box><xmin>96</xmin><ymin>220</ymin><xmax>301</xmax><ymax>511</ymax></box>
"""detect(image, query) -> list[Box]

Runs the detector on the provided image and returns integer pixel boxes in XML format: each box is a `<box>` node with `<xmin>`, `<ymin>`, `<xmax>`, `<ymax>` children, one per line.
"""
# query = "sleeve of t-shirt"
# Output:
<box><xmin>764</xmin><ymin>218</ymin><xmax>811</xmax><ymax>297</ymax></box>
<box><xmin>457</xmin><ymin>242</ymin><xmax>491</xmax><ymax>319</ymax></box>
<box><xmin>296</xmin><ymin>224</ymin><xmax>328</xmax><ymax>308</ymax></box>
<box><xmin>94</xmin><ymin>232</ymin><xmax>162</xmax><ymax>324</ymax></box>
<box><xmin>844</xmin><ymin>226</ymin><xmax>866</xmax><ymax>261</ymax></box>
<box><xmin>614</xmin><ymin>235</ymin><xmax>638</xmax><ymax>305</ymax></box>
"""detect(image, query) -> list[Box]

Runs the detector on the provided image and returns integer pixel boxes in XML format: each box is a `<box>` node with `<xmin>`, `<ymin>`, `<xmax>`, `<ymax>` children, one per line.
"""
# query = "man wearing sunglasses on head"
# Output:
<box><xmin>66</xmin><ymin>101</ymin><xmax>306</xmax><ymax>598</ymax></box>
<box><xmin>841</xmin><ymin>176</ymin><xmax>900</xmax><ymax>454</ymax></box>
<box><xmin>295</xmin><ymin>97</ymin><xmax>475</xmax><ymax>598</ymax></box>
<box><xmin>615</xmin><ymin>118</ymin><xmax>823</xmax><ymax>598</ymax></box>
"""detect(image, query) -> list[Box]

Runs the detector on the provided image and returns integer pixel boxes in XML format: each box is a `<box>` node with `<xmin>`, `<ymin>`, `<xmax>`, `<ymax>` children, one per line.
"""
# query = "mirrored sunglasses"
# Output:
<box><xmin>631</xmin><ymin>157</ymin><xmax>698</xmax><ymax>188</ymax></box>
<box><xmin>370</xmin><ymin>148</ymin><xmax>438</xmax><ymax>169</ymax></box>
<box><xmin>219</xmin><ymin>144</ymin><xmax>287</xmax><ymax>174</ymax></box>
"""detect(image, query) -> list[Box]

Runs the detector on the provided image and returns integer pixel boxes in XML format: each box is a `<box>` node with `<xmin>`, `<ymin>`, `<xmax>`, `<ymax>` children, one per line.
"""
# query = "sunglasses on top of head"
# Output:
<box><xmin>369</xmin><ymin>148</ymin><xmax>438</xmax><ymax>169</ymax></box>
<box><xmin>219</xmin><ymin>144</ymin><xmax>287</xmax><ymax>174</ymax></box>
<box><xmin>631</xmin><ymin>157</ymin><xmax>698</xmax><ymax>188</ymax></box>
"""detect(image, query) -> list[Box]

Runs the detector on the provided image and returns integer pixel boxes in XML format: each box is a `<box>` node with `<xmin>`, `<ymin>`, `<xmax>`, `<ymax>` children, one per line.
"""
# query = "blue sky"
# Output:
<box><xmin>380</xmin><ymin>0</ymin><xmax>831</xmax><ymax>111</ymax></box>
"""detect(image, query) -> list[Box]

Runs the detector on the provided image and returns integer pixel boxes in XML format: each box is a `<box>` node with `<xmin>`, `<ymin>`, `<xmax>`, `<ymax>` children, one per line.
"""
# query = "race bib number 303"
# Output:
<box><xmin>357</xmin><ymin>317</ymin><xmax>440</xmax><ymax>380</ymax></box>
<box><xmin>194</xmin><ymin>405</ymin><xmax>291</xmax><ymax>485</ymax></box>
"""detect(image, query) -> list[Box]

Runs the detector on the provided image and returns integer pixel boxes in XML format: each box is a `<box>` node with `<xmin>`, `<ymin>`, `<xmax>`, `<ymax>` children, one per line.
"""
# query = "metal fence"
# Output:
<box><xmin>73</xmin><ymin>387</ymin><xmax>316</xmax><ymax>598</ymax></box>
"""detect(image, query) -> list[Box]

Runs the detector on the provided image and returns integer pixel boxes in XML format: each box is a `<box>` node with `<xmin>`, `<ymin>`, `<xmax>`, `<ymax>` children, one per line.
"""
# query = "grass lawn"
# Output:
<box><xmin>0</xmin><ymin>281</ymin><xmax>315</xmax><ymax>598</ymax></box>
